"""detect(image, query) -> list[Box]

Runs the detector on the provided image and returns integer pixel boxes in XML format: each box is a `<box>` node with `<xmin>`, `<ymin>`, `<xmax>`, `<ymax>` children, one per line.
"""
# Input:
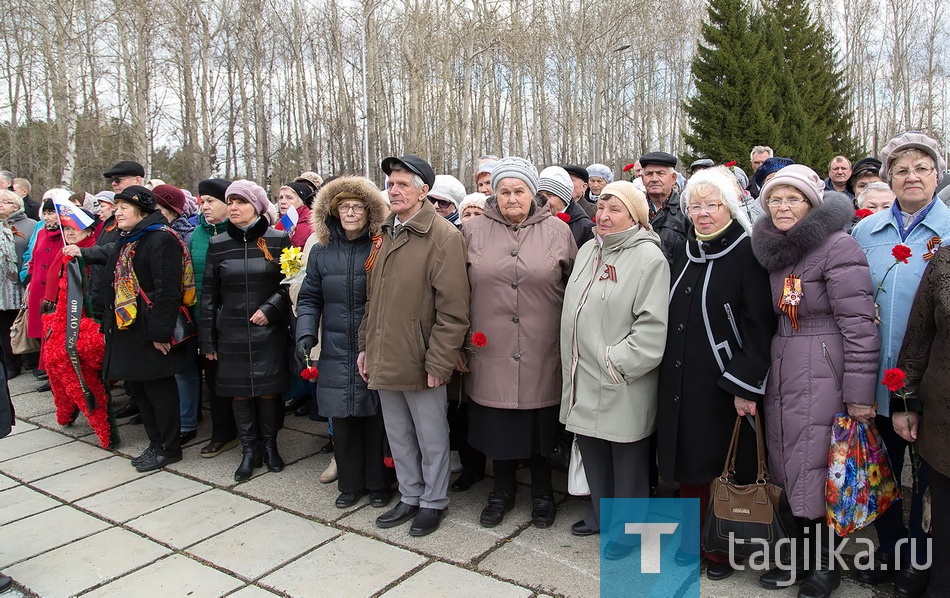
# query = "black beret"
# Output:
<box><xmin>847</xmin><ymin>157</ymin><xmax>883</xmax><ymax>194</ymax></box>
<box><xmin>284</xmin><ymin>181</ymin><xmax>315</xmax><ymax>208</ymax></box>
<box><xmin>113</xmin><ymin>185</ymin><xmax>157</xmax><ymax>213</ymax></box>
<box><xmin>198</xmin><ymin>178</ymin><xmax>232</xmax><ymax>201</ymax></box>
<box><xmin>562</xmin><ymin>165</ymin><xmax>589</xmax><ymax>183</ymax></box>
<box><xmin>638</xmin><ymin>152</ymin><xmax>678</xmax><ymax>168</ymax></box>
<box><xmin>381</xmin><ymin>155</ymin><xmax>436</xmax><ymax>189</ymax></box>
<box><xmin>102</xmin><ymin>160</ymin><xmax>145</xmax><ymax>178</ymax></box>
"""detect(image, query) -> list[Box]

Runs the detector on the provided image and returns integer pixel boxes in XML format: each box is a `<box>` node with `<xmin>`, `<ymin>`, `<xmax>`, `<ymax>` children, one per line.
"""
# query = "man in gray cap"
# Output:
<box><xmin>360</xmin><ymin>155</ymin><xmax>470</xmax><ymax>537</ymax></box>
<box><xmin>640</xmin><ymin>151</ymin><xmax>688</xmax><ymax>264</ymax></box>
<box><xmin>851</xmin><ymin>131</ymin><xmax>950</xmax><ymax>597</ymax></box>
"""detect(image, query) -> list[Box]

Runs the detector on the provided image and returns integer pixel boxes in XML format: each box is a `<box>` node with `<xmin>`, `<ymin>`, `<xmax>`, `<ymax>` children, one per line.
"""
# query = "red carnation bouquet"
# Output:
<box><xmin>872</xmin><ymin>245</ymin><xmax>912</xmax><ymax>323</ymax></box>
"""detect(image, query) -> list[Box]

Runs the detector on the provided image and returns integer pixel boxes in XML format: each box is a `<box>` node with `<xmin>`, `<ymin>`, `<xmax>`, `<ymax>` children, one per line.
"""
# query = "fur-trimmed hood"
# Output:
<box><xmin>310</xmin><ymin>176</ymin><xmax>387</xmax><ymax>246</ymax></box>
<box><xmin>751</xmin><ymin>191</ymin><xmax>853</xmax><ymax>272</ymax></box>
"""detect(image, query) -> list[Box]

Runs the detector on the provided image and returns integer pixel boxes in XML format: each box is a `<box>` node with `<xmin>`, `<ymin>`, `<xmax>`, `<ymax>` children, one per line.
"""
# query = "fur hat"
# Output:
<box><xmin>225</xmin><ymin>179</ymin><xmax>270</xmax><ymax>216</ymax></box>
<box><xmin>600</xmin><ymin>181</ymin><xmax>650</xmax><ymax>228</ymax></box>
<box><xmin>879</xmin><ymin>131</ymin><xmax>945</xmax><ymax>183</ymax></box>
<box><xmin>538</xmin><ymin>166</ymin><xmax>574</xmax><ymax>206</ymax></box>
<box><xmin>311</xmin><ymin>176</ymin><xmax>388</xmax><ymax>246</ymax></box>
<box><xmin>759</xmin><ymin>164</ymin><xmax>825</xmax><ymax>209</ymax></box>
<box><xmin>491</xmin><ymin>157</ymin><xmax>539</xmax><ymax>196</ymax></box>
<box><xmin>681</xmin><ymin>167</ymin><xmax>753</xmax><ymax>235</ymax></box>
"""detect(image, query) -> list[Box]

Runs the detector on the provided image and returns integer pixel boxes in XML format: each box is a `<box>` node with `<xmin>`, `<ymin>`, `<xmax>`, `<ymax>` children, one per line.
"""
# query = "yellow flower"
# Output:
<box><xmin>867</xmin><ymin>463</ymin><xmax>882</xmax><ymax>487</ymax></box>
<box><xmin>279</xmin><ymin>246</ymin><xmax>303</xmax><ymax>278</ymax></box>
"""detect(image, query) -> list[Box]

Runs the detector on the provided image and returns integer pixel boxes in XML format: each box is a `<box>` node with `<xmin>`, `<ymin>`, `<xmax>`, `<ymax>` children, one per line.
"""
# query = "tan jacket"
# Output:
<box><xmin>560</xmin><ymin>225</ymin><xmax>670</xmax><ymax>443</ymax></box>
<box><xmin>463</xmin><ymin>201</ymin><xmax>576</xmax><ymax>410</ymax></box>
<box><xmin>359</xmin><ymin>199</ymin><xmax>470</xmax><ymax>391</ymax></box>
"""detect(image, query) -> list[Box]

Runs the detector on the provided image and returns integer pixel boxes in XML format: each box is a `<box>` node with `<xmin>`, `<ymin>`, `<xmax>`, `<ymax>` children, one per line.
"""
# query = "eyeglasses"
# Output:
<box><xmin>338</xmin><ymin>203</ymin><xmax>366</xmax><ymax>214</ymax></box>
<box><xmin>428</xmin><ymin>197</ymin><xmax>454</xmax><ymax>209</ymax></box>
<box><xmin>891</xmin><ymin>165</ymin><xmax>935</xmax><ymax>180</ymax></box>
<box><xmin>767</xmin><ymin>197</ymin><xmax>807</xmax><ymax>208</ymax></box>
<box><xmin>0</xmin><ymin>200</ymin><xmax>17</xmax><ymax>206</ymax></box>
<box><xmin>686</xmin><ymin>203</ymin><xmax>723</xmax><ymax>215</ymax></box>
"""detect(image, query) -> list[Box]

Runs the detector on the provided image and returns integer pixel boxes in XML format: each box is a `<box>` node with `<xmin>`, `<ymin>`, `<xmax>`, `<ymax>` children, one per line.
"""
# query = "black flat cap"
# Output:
<box><xmin>382</xmin><ymin>155</ymin><xmax>435</xmax><ymax>189</ymax></box>
<box><xmin>562</xmin><ymin>165</ymin><xmax>589</xmax><ymax>183</ymax></box>
<box><xmin>113</xmin><ymin>185</ymin><xmax>156</xmax><ymax>213</ymax></box>
<box><xmin>639</xmin><ymin>152</ymin><xmax>678</xmax><ymax>168</ymax></box>
<box><xmin>103</xmin><ymin>160</ymin><xmax>145</xmax><ymax>178</ymax></box>
<box><xmin>198</xmin><ymin>178</ymin><xmax>232</xmax><ymax>202</ymax></box>
<box><xmin>847</xmin><ymin>157</ymin><xmax>883</xmax><ymax>194</ymax></box>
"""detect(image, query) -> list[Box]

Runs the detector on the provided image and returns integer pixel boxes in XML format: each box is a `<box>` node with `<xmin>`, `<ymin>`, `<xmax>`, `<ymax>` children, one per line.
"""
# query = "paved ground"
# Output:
<box><xmin>0</xmin><ymin>373</ymin><xmax>904</xmax><ymax>597</ymax></box>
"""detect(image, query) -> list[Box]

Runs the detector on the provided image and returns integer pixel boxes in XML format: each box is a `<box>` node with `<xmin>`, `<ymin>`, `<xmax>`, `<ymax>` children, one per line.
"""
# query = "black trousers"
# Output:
<box><xmin>577</xmin><ymin>434</ymin><xmax>650</xmax><ymax>532</ymax></box>
<box><xmin>202</xmin><ymin>357</ymin><xmax>235</xmax><ymax>442</ymax></box>
<box><xmin>446</xmin><ymin>397</ymin><xmax>486</xmax><ymax>477</ymax></box>
<box><xmin>127</xmin><ymin>377</ymin><xmax>181</xmax><ymax>454</ymax></box>
<box><xmin>0</xmin><ymin>310</ymin><xmax>21</xmax><ymax>373</ymax></box>
<box><xmin>927</xmin><ymin>466</ymin><xmax>949</xmax><ymax>597</ymax></box>
<box><xmin>332</xmin><ymin>412</ymin><xmax>394</xmax><ymax>494</ymax></box>
<box><xmin>492</xmin><ymin>455</ymin><xmax>552</xmax><ymax>497</ymax></box>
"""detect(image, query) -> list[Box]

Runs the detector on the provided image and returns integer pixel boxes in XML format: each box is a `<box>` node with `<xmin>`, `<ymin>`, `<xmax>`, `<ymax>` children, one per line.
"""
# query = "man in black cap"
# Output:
<box><xmin>103</xmin><ymin>160</ymin><xmax>146</xmax><ymax>194</ymax></box>
<box><xmin>562</xmin><ymin>165</ymin><xmax>596</xmax><ymax>218</ymax></box>
<box><xmin>360</xmin><ymin>154</ymin><xmax>469</xmax><ymax>537</ymax></box>
<box><xmin>640</xmin><ymin>151</ymin><xmax>688</xmax><ymax>264</ymax></box>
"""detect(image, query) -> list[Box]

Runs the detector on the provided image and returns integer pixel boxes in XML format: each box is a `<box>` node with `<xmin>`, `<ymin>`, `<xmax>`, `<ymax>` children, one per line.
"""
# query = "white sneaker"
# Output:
<box><xmin>319</xmin><ymin>456</ymin><xmax>338</xmax><ymax>483</ymax></box>
<box><xmin>450</xmin><ymin>450</ymin><xmax>463</xmax><ymax>473</ymax></box>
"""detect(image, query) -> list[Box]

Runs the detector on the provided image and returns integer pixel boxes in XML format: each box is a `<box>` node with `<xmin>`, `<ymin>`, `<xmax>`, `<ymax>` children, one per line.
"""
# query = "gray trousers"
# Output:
<box><xmin>378</xmin><ymin>386</ymin><xmax>450</xmax><ymax>510</ymax></box>
<box><xmin>577</xmin><ymin>434</ymin><xmax>650</xmax><ymax>533</ymax></box>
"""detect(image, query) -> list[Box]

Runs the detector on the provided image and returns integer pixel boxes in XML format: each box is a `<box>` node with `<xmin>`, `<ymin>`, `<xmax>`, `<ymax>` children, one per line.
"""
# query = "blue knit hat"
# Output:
<box><xmin>754</xmin><ymin>157</ymin><xmax>796</xmax><ymax>188</ymax></box>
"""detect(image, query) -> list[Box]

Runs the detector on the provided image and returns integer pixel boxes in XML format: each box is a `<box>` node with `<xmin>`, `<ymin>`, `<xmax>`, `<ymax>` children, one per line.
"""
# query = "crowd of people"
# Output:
<box><xmin>1</xmin><ymin>129</ymin><xmax>949</xmax><ymax>598</ymax></box>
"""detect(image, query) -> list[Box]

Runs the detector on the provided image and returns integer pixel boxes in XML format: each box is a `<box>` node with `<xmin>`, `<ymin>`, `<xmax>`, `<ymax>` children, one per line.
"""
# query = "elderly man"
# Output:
<box><xmin>824</xmin><ymin>155</ymin><xmax>853</xmax><ymax>197</ymax></box>
<box><xmin>358</xmin><ymin>154</ymin><xmax>470</xmax><ymax>537</ymax></box>
<box><xmin>103</xmin><ymin>160</ymin><xmax>145</xmax><ymax>193</ymax></box>
<box><xmin>747</xmin><ymin>145</ymin><xmax>773</xmax><ymax>198</ymax></box>
<box><xmin>852</xmin><ymin>131</ymin><xmax>950</xmax><ymax>598</ymax></box>
<box><xmin>640</xmin><ymin>151</ymin><xmax>687</xmax><ymax>264</ymax></box>
<box><xmin>563</xmin><ymin>165</ymin><xmax>594</xmax><ymax>218</ymax></box>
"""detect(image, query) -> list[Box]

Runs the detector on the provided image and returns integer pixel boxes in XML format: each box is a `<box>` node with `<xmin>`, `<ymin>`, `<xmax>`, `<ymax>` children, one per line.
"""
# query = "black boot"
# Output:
<box><xmin>233</xmin><ymin>400</ymin><xmax>262</xmax><ymax>482</ymax></box>
<box><xmin>798</xmin><ymin>523</ymin><xmax>841</xmax><ymax>598</ymax></box>
<box><xmin>259</xmin><ymin>398</ymin><xmax>284</xmax><ymax>473</ymax></box>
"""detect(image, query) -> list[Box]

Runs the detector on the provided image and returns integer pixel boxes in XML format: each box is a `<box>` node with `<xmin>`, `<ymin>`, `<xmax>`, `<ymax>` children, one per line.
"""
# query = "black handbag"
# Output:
<box><xmin>139</xmin><ymin>289</ymin><xmax>197</xmax><ymax>347</ymax></box>
<box><xmin>701</xmin><ymin>414</ymin><xmax>796</xmax><ymax>561</ymax></box>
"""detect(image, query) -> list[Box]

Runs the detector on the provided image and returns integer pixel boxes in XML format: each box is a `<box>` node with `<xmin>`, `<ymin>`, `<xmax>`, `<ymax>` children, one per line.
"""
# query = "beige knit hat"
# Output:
<box><xmin>599</xmin><ymin>181</ymin><xmax>650</xmax><ymax>228</ymax></box>
<box><xmin>759</xmin><ymin>164</ymin><xmax>825</xmax><ymax>209</ymax></box>
<box><xmin>879</xmin><ymin>131</ymin><xmax>945</xmax><ymax>183</ymax></box>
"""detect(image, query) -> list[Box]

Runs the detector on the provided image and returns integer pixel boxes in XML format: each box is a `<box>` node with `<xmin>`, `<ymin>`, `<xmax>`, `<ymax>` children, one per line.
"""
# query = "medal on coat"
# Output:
<box><xmin>364</xmin><ymin>235</ymin><xmax>383</xmax><ymax>271</ymax></box>
<box><xmin>598</xmin><ymin>264</ymin><xmax>617</xmax><ymax>282</ymax></box>
<box><xmin>779</xmin><ymin>274</ymin><xmax>802</xmax><ymax>331</ymax></box>
<box><xmin>923</xmin><ymin>236</ymin><xmax>942</xmax><ymax>262</ymax></box>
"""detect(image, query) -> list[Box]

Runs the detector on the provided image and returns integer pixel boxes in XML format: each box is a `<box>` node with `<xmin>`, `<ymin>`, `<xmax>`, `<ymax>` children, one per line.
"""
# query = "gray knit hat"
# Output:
<box><xmin>490</xmin><ymin>157</ymin><xmax>539</xmax><ymax>195</ymax></box>
<box><xmin>586</xmin><ymin>163</ymin><xmax>614</xmax><ymax>183</ymax></box>
<box><xmin>538</xmin><ymin>166</ymin><xmax>573</xmax><ymax>205</ymax></box>
<box><xmin>879</xmin><ymin>131</ymin><xmax>945</xmax><ymax>183</ymax></box>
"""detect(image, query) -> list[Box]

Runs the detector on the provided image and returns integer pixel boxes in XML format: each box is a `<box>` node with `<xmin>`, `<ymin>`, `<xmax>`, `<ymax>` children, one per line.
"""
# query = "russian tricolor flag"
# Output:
<box><xmin>52</xmin><ymin>196</ymin><xmax>95</xmax><ymax>231</ymax></box>
<box><xmin>276</xmin><ymin>207</ymin><xmax>299</xmax><ymax>232</ymax></box>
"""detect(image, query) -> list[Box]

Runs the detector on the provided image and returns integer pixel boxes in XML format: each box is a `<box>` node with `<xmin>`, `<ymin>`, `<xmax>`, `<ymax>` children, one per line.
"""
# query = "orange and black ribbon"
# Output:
<box><xmin>923</xmin><ymin>237</ymin><xmax>942</xmax><ymax>262</ymax></box>
<box><xmin>364</xmin><ymin>235</ymin><xmax>383</xmax><ymax>271</ymax></box>
<box><xmin>598</xmin><ymin>264</ymin><xmax>617</xmax><ymax>282</ymax></box>
<box><xmin>779</xmin><ymin>274</ymin><xmax>803</xmax><ymax>331</ymax></box>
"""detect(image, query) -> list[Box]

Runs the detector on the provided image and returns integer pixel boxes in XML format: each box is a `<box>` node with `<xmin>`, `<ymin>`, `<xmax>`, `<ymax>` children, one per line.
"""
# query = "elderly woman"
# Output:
<box><xmin>892</xmin><ymin>246</ymin><xmax>950</xmax><ymax>598</ymax></box>
<box><xmin>200</xmin><ymin>180</ymin><xmax>291</xmax><ymax>482</ymax></box>
<box><xmin>459</xmin><ymin>193</ymin><xmax>487</xmax><ymax>225</ymax></box>
<box><xmin>751</xmin><ymin>165</ymin><xmax>880</xmax><ymax>596</ymax></box>
<box><xmin>99</xmin><ymin>186</ymin><xmax>190</xmax><ymax>472</ymax></box>
<box><xmin>560</xmin><ymin>181</ymin><xmax>670</xmax><ymax>559</ymax></box>
<box><xmin>295</xmin><ymin>176</ymin><xmax>392</xmax><ymax>509</ymax></box>
<box><xmin>657</xmin><ymin>168</ymin><xmax>776</xmax><ymax>580</ymax></box>
<box><xmin>463</xmin><ymin>157</ymin><xmax>576</xmax><ymax>529</ymax></box>
<box><xmin>276</xmin><ymin>182</ymin><xmax>314</xmax><ymax>248</ymax></box>
<box><xmin>856</xmin><ymin>181</ymin><xmax>895</xmax><ymax>214</ymax></box>
<box><xmin>0</xmin><ymin>190</ymin><xmax>37</xmax><ymax>378</ymax></box>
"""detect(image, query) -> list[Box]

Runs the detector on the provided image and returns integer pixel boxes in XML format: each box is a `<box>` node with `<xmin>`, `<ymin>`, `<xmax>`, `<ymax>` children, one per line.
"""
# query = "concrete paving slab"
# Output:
<box><xmin>28</xmin><ymin>411</ymin><xmax>96</xmax><ymax>440</ymax></box>
<box><xmin>235</xmin><ymin>453</ymin><xmax>354</xmax><ymax>522</ymax></box>
<box><xmin>6</xmin><ymin>420</ymin><xmax>36</xmax><ymax>436</ymax></box>
<box><xmin>337</xmin><ymin>488</ymin><xmax>534</xmax><ymax>565</ymax></box>
<box><xmin>126</xmin><ymin>489</ymin><xmax>271</xmax><ymax>549</ymax></box>
<box><xmin>76</xmin><ymin>471</ymin><xmax>211</xmax><ymax>523</ymax></box>
<box><xmin>0</xmin><ymin>485</ymin><xmax>61</xmax><ymax>525</ymax></box>
<box><xmin>0</xmin><ymin>473</ymin><xmax>17</xmax><ymax>491</ymax></box>
<box><xmin>281</xmin><ymin>413</ymin><xmax>328</xmax><ymax>437</ymax></box>
<box><xmin>91</xmin><ymin>420</ymin><xmax>150</xmax><ymax>456</ymax></box>
<box><xmin>477</xmin><ymin>499</ymin><xmax>599</xmax><ymax>598</ymax></box>
<box><xmin>5</xmin><ymin>526</ymin><xmax>170</xmax><ymax>598</ymax></box>
<box><xmin>165</xmin><ymin>441</ymin><xmax>265</xmax><ymax>487</ymax></box>
<box><xmin>260</xmin><ymin>533</ymin><xmax>427</xmax><ymax>597</ymax></box>
<box><xmin>0</xmin><ymin>440</ymin><xmax>110</xmax><ymax>482</ymax></box>
<box><xmin>32</xmin><ymin>456</ymin><xmax>152</xmax><ymax>503</ymax></box>
<box><xmin>227</xmin><ymin>585</ymin><xmax>282</xmax><ymax>598</ymax></box>
<box><xmin>84</xmin><ymin>554</ymin><xmax>245</xmax><ymax>598</ymax></box>
<box><xmin>0</xmin><ymin>427</ymin><xmax>72</xmax><ymax>462</ymax></box>
<box><xmin>187</xmin><ymin>509</ymin><xmax>339</xmax><ymax>580</ymax></box>
<box><xmin>7</xmin><ymin>389</ymin><xmax>55</xmax><ymax>417</ymax></box>
<box><xmin>7</xmin><ymin>374</ymin><xmax>49</xmax><ymax>397</ymax></box>
<box><xmin>0</xmin><ymin>505</ymin><xmax>110</xmax><ymax>568</ymax></box>
<box><xmin>380</xmin><ymin>561</ymin><xmax>533</xmax><ymax>598</ymax></box>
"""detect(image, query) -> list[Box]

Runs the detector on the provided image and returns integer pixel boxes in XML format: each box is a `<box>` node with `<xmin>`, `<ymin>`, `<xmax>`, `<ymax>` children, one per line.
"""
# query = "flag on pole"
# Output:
<box><xmin>276</xmin><ymin>207</ymin><xmax>299</xmax><ymax>232</ymax></box>
<box><xmin>52</xmin><ymin>197</ymin><xmax>95</xmax><ymax>231</ymax></box>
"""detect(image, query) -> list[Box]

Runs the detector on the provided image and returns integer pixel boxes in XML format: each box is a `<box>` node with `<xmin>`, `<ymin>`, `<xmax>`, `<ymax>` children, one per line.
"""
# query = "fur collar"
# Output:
<box><xmin>751</xmin><ymin>192</ymin><xmax>853</xmax><ymax>272</ymax></box>
<box><xmin>310</xmin><ymin>176</ymin><xmax>388</xmax><ymax>246</ymax></box>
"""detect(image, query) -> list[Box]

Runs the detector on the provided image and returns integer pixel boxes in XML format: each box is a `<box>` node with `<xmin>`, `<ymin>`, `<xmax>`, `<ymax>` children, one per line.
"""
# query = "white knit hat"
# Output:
<box><xmin>538</xmin><ymin>166</ymin><xmax>573</xmax><ymax>205</ymax></box>
<box><xmin>681</xmin><ymin>167</ymin><xmax>752</xmax><ymax>235</ymax></box>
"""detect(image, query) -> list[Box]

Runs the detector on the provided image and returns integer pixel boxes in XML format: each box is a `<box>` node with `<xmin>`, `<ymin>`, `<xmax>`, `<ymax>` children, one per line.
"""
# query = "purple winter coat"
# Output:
<box><xmin>752</xmin><ymin>194</ymin><xmax>880</xmax><ymax>519</ymax></box>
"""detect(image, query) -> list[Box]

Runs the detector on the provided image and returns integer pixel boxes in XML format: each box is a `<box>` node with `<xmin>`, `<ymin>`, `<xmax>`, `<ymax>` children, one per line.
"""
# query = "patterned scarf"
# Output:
<box><xmin>114</xmin><ymin>224</ymin><xmax>196</xmax><ymax>330</ymax></box>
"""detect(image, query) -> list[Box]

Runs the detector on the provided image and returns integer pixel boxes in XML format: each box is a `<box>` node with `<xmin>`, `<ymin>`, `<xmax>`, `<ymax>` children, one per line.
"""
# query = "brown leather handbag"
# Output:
<box><xmin>701</xmin><ymin>414</ymin><xmax>796</xmax><ymax>560</ymax></box>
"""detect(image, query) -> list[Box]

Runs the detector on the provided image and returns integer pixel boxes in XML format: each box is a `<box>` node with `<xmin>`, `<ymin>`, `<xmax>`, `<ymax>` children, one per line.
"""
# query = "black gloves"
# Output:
<box><xmin>295</xmin><ymin>335</ymin><xmax>317</xmax><ymax>371</ymax></box>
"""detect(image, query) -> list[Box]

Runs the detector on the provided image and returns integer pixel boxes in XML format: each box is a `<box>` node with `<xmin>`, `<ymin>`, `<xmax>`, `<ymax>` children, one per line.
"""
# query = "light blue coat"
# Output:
<box><xmin>852</xmin><ymin>198</ymin><xmax>950</xmax><ymax>414</ymax></box>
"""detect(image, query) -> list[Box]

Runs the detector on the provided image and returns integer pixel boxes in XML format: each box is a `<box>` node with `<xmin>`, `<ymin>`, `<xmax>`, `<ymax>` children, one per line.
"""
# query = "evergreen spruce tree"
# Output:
<box><xmin>683</xmin><ymin>0</ymin><xmax>776</xmax><ymax>172</ymax></box>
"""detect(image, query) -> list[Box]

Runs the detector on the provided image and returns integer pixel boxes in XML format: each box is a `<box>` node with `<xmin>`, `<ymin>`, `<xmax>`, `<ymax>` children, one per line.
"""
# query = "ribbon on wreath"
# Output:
<box><xmin>65</xmin><ymin>260</ymin><xmax>97</xmax><ymax>410</ymax></box>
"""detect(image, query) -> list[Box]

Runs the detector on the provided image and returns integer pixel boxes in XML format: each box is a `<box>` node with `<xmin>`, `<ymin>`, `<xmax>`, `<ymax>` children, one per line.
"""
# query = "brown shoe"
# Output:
<box><xmin>200</xmin><ymin>439</ymin><xmax>238</xmax><ymax>458</ymax></box>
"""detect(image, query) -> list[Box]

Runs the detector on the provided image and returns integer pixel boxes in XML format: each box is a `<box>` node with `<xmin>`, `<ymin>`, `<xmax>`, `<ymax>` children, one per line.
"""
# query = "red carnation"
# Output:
<box><xmin>301</xmin><ymin>366</ymin><xmax>319</xmax><ymax>381</ymax></box>
<box><xmin>881</xmin><ymin>368</ymin><xmax>906</xmax><ymax>392</ymax></box>
<box><xmin>623</xmin><ymin>163</ymin><xmax>636</xmax><ymax>172</ymax></box>
<box><xmin>724</xmin><ymin>160</ymin><xmax>737</xmax><ymax>168</ymax></box>
<box><xmin>855</xmin><ymin>209</ymin><xmax>873</xmax><ymax>220</ymax></box>
<box><xmin>892</xmin><ymin>244</ymin><xmax>912</xmax><ymax>264</ymax></box>
<box><xmin>556</xmin><ymin>212</ymin><xmax>570</xmax><ymax>223</ymax></box>
<box><xmin>471</xmin><ymin>331</ymin><xmax>488</xmax><ymax>348</ymax></box>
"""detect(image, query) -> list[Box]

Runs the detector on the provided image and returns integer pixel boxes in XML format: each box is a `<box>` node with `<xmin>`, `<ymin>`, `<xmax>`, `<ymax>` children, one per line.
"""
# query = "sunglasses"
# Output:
<box><xmin>110</xmin><ymin>176</ymin><xmax>129</xmax><ymax>185</ymax></box>
<box><xmin>428</xmin><ymin>197</ymin><xmax>454</xmax><ymax>209</ymax></box>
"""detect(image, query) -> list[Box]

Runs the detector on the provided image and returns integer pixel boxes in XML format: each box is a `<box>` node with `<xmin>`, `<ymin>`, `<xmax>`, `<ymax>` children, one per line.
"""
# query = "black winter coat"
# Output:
<box><xmin>565</xmin><ymin>200</ymin><xmax>594</xmax><ymax>250</ymax></box>
<box><xmin>296</xmin><ymin>218</ymin><xmax>378</xmax><ymax>418</ymax></box>
<box><xmin>101</xmin><ymin>212</ymin><xmax>187</xmax><ymax>381</ymax></box>
<box><xmin>84</xmin><ymin>216</ymin><xmax>123</xmax><ymax>319</ymax></box>
<box><xmin>200</xmin><ymin>217</ymin><xmax>291</xmax><ymax>397</ymax></box>
<box><xmin>651</xmin><ymin>191</ymin><xmax>689</xmax><ymax>265</ymax></box>
<box><xmin>657</xmin><ymin>221</ymin><xmax>776</xmax><ymax>485</ymax></box>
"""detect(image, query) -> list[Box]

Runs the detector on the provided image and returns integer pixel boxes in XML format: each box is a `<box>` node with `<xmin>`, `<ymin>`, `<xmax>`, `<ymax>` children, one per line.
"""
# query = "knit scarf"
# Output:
<box><xmin>114</xmin><ymin>224</ymin><xmax>196</xmax><ymax>330</ymax></box>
